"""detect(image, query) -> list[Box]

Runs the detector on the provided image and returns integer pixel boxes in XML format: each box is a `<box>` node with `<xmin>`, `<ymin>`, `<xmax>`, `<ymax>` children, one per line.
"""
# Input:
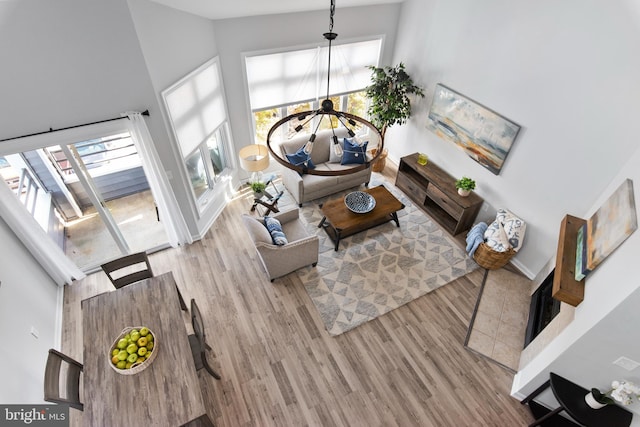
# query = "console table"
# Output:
<box><xmin>395</xmin><ymin>153</ymin><xmax>483</xmax><ymax>236</ymax></box>
<box><xmin>521</xmin><ymin>372</ymin><xmax>633</xmax><ymax>427</ymax></box>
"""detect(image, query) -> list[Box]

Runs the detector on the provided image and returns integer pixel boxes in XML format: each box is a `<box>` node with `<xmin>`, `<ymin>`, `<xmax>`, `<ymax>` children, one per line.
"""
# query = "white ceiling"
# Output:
<box><xmin>149</xmin><ymin>0</ymin><xmax>404</xmax><ymax>20</ymax></box>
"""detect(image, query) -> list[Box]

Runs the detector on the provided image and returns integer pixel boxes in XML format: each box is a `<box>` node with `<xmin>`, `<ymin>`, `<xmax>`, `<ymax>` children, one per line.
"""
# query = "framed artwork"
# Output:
<box><xmin>426</xmin><ymin>84</ymin><xmax>520</xmax><ymax>175</ymax></box>
<box><xmin>586</xmin><ymin>179</ymin><xmax>638</xmax><ymax>271</ymax></box>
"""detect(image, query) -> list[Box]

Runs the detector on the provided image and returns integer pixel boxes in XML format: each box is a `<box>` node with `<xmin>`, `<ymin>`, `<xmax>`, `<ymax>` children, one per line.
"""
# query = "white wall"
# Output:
<box><xmin>0</xmin><ymin>217</ymin><xmax>61</xmax><ymax>404</ymax></box>
<box><xmin>127</xmin><ymin>0</ymin><xmax>227</xmax><ymax>236</ymax></box>
<box><xmin>391</xmin><ymin>1</ymin><xmax>640</xmax><ymax>418</ymax></box>
<box><xmin>512</xmin><ymin>143</ymin><xmax>640</xmax><ymax>423</ymax></box>
<box><xmin>211</xmin><ymin>4</ymin><xmax>401</xmax><ymax>182</ymax></box>
<box><xmin>389</xmin><ymin>0</ymin><xmax>640</xmax><ymax>278</ymax></box>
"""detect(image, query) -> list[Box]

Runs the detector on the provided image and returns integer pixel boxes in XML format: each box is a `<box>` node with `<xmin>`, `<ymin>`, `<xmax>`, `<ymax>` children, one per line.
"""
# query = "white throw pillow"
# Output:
<box><xmin>500</xmin><ymin>209</ymin><xmax>527</xmax><ymax>252</ymax></box>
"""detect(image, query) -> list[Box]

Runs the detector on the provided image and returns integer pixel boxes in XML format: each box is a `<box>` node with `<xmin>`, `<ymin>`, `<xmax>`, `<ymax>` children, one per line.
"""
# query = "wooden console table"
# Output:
<box><xmin>395</xmin><ymin>153</ymin><xmax>483</xmax><ymax>236</ymax></box>
<box><xmin>521</xmin><ymin>372</ymin><xmax>633</xmax><ymax>427</ymax></box>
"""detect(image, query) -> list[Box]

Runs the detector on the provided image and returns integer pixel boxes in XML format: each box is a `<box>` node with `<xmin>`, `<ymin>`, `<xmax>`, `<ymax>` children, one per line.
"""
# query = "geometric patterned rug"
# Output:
<box><xmin>296</xmin><ymin>177</ymin><xmax>479</xmax><ymax>336</ymax></box>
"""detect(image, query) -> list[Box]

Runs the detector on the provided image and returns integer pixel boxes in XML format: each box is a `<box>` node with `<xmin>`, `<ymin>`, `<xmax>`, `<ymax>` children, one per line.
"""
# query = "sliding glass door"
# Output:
<box><xmin>0</xmin><ymin>130</ymin><xmax>169</xmax><ymax>271</ymax></box>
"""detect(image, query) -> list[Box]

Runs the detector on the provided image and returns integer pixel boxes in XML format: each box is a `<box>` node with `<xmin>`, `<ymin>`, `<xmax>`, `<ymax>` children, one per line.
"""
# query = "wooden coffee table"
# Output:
<box><xmin>318</xmin><ymin>185</ymin><xmax>405</xmax><ymax>251</ymax></box>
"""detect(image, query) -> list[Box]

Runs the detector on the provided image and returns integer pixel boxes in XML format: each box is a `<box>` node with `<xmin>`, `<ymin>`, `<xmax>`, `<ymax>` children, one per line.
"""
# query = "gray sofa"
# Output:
<box><xmin>277</xmin><ymin>128</ymin><xmax>372</xmax><ymax>206</ymax></box>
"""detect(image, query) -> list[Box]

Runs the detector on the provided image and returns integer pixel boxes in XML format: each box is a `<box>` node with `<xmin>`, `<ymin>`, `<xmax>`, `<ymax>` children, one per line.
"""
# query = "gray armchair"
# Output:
<box><xmin>241</xmin><ymin>208</ymin><xmax>319</xmax><ymax>281</ymax></box>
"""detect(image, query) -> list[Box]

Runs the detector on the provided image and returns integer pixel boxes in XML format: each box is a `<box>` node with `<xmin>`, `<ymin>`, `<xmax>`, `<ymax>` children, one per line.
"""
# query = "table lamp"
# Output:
<box><xmin>239</xmin><ymin>144</ymin><xmax>270</xmax><ymax>183</ymax></box>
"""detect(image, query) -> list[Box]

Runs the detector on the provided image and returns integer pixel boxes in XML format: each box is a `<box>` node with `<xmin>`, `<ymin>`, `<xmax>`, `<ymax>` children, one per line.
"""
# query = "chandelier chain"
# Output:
<box><xmin>264</xmin><ymin>0</ymin><xmax>383</xmax><ymax>178</ymax></box>
<box><xmin>329</xmin><ymin>0</ymin><xmax>335</xmax><ymax>32</ymax></box>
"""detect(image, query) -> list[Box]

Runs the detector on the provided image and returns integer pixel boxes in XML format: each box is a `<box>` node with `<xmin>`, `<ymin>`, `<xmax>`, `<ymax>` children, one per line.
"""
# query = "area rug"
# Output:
<box><xmin>296</xmin><ymin>177</ymin><xmax>479</xmax><ymax>336</ymax></box>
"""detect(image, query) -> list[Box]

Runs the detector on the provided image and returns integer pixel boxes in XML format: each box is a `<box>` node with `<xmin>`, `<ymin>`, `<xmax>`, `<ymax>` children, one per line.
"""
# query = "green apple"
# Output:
<box><xmin>126</xmin><ymin>343</ymin><xmax>138</xmax><ymax>354</ymax></box>
<box><xmin>139</xmin><ymin>327</ymin><xmax>149</xmax><ymax>337</ymax></box>
<box><xmin>137</xmin><ymin>337</ymin><xmax>147</xmax><ymax>347</ymax></box>
<box><xmin>116</xmin><ymin>338</ymin><xmax>128</xmax><ymax>350</ymax></box>
<box><xmin>117</xmin><ymin>350</ymin><xmax>128</xmax><ymax>361</ymax></box>
<box><xmin>116</xmin><ymin>360</ymin><xmax>127</xmax><ymax>369</ymax></box>
<box><xmin>146</xmin><ymin>341</ymin><xmax>154</xmax><ymax>351</ymax></box>
<box><xmin>127</xmin><ymin>353</ymin><xmax>138</xmax><ymax>364</ymax></box>
<box><xmin>112</xmin><ymin>348</ymin><xmax>120</xmax><ymax>357</ymax></box>
<box><xmin>137</xmin><ymin>346</ymin><xmax>147</xmax><ymax>357</ymax></box>
<box><xmin>130</xmin><ymin>330</ymin><xmax>141</xmax><ymax>342</ymax></box>
<box><xmin>146</xmin><ymin>333</ymin><xmax>153</xmax><ymax>343</ymax></box>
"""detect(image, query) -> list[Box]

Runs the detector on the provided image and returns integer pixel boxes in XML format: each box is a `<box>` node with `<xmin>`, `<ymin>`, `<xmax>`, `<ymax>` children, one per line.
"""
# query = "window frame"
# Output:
<box><xmin>161</xmin><ymin>57</ymin><xmax>235</xmax><ymax>216</ymax></box>
<box><xmin>243</xmin><ymin>36</ymin><xmax>383</xmax><ymax>145</ymax></box>
<box><xmin>251</xmin><ymin>90</ymin><xmax>371</xmax><ymax>144</ymax></box>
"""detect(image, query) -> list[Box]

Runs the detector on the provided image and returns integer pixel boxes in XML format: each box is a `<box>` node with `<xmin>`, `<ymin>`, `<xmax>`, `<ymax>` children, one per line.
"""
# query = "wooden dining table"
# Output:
<box><xmin>81</xmin><ymin>272</ymin><xmax>213</xmax><ymax>426</ymax></box>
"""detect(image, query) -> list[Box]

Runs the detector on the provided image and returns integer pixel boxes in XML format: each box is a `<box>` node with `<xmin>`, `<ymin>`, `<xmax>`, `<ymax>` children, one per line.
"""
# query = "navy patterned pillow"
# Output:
<box><xmin>264</xmin><ymin>216</ymin><xmax>288</xmax><ymax>245</ymax></box>
<box><xmin>341</xmin><ymin>138</ymin><xmax>368</xmax><ymax>165</ymax></box>
<box><xmin>285</xmin><ymin>146</ymin><xmax>316</xmax><ymax>170</ymax></box>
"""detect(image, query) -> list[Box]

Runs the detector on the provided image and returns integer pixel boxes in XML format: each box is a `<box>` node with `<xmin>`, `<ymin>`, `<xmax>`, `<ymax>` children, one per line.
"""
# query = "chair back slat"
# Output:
<box><xmin>101</xmin><ymin>252</ymin><xmax>153</xmax><ymax>289</ymax></box>
<box><xmin>191</xmin><ymin>299</ymin><xmax>206</xmax><ymax>345</ymax></box>
<box><xmin>44</xmin><ymin>349</ymin><xmax>84</xmax><ymax>411</ymax></box>
<box><xmin>189</xmin><ymin>299</ymin><xmax>221</xmax><ymax>379</ymax></box>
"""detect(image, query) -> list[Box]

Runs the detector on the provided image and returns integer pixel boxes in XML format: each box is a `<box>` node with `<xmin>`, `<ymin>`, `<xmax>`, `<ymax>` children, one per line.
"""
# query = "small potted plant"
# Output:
<box><xmin>250</xmin><ymin>181</ymin><xmax>266</xmax><ymax>198</ymax></box>
<box><xmin>455</xmin><ymin>176</ymin><xmax>476</xmax><ymax>197</ymax></box>
<box><xmin>586</xmin><ymin>380</ymin><xmax>640</xmax><ymax>409</ymax></box>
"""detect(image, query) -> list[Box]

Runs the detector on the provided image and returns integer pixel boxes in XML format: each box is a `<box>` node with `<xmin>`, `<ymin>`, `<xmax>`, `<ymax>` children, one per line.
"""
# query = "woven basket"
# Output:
<box><xmin>109</xmin><ymin>326</ymin><xmax>158</xmax><ymax>375</ymax></box>
<box><xmin>473</xmin><ymin>243</ymin><xmax>516</xmax><ymax>270</ymax></box>
<box><xmin>370</xmin><ymin>148</ymin><xmax>388</xmax><ymax>172</ymax></box>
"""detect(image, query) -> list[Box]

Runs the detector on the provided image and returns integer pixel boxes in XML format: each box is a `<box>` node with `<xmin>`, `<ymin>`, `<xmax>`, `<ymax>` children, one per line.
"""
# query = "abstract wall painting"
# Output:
<box><xmin>426</xmin><ymin>84</ymin><xmax>520</xmax><ymax>175</ymax></box>
<box><xmin>586</xmin><ymin>179</ymin><xmax>638</xmax><ymax>271</ymax></box>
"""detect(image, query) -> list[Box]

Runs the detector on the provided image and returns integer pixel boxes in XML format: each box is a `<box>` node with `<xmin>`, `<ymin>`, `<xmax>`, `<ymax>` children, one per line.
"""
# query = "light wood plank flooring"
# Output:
<box><xmin>61</xmin><ymin>167</ymin><xmax>534</xmax><ymax>426</ymax></box>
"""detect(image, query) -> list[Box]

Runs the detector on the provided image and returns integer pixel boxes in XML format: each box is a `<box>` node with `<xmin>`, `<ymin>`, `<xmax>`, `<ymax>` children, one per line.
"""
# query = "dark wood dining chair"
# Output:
<box><xmin>101</xmin><ymin>252</ymin><xmax>187</xmax><ymax>310</ymax></box>
<box><xmin>188</xmin><ymin>299</ymin><xmax>221</xmax><ymax>380</ymax></box>
<box><xmin>44</xmin><ymin>349</ymin><xmax>84</xmax><ymax>411</ymax></box>
<box><xmin>101</xmin><ymin>252</ymin><xmax>154</xmax><ymax>289</ymax></box>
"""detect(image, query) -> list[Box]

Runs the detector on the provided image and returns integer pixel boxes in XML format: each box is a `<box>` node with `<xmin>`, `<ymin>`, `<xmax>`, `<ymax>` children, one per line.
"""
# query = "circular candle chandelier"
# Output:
<box><xmin>266</xmin><ymin>0</ymin><xmax>384</xmax><ymax>176</ymax></box>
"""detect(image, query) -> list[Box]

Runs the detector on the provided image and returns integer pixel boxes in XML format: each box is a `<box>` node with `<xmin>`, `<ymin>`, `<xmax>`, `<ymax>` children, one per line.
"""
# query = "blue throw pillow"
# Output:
<box><xmin>264</xmin><ymin>216</ymin><xmax>288</xmax><ymax>245</ymax></box>
<box><xmin>285</xmin><ymin>146</ymin><xmax>316</xmax><ymax>170</ymax></box>
<box><xmin>341</xmin><ymin>138</ymin><xmax>368</xmax><ymax>165</ymax></box>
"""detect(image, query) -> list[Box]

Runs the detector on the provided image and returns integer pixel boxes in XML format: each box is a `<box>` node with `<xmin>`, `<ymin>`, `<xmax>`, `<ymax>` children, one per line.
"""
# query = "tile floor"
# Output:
<box><xmin>466</xmin><ymin>267</ymin><xmax>532</xmax><ymax>371</ymax></box>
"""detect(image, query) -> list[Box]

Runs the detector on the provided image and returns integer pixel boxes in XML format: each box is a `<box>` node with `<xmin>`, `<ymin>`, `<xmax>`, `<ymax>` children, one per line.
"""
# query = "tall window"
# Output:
<box><xmin>245</xmin><ymin>38</ymin><xmax>382</xmax><ymax>143</ymax></box>
<box><xmin>162</xmin><ymin>57</ymin><xmax>232</xmax><ymax>210</ymax></box>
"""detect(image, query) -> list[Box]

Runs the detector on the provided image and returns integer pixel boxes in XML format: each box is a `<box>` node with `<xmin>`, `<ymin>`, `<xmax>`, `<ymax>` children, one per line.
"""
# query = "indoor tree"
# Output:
<box><xmin>365</xmin><ymin>63</ymin><xmax>425</xmax><ymax>138</ymax></box>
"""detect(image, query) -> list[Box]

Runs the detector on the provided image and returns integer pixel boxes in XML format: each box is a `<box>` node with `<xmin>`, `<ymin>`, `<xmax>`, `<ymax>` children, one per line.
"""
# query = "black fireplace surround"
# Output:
<box><xmin>524</xmin><ymin>269</ymin><xmax>560</xmax><ymax>347</ymax></box>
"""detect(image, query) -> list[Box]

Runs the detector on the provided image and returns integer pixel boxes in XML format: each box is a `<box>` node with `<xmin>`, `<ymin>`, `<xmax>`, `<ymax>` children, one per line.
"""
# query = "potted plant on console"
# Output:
<box><xmin>586</xmin><ymin>380</ymin><xmax>640</xmax><ymax>409</ymax></box>
<box><xmin>455</xmin><ymin>176</ymin><xmax>476</xmax><ymax>197</ymax></box>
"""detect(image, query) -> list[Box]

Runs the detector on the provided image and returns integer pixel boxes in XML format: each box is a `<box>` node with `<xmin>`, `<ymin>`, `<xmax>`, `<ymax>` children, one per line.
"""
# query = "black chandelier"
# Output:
<box><xmin>266</xmin><ymin>0</ymin><xmax>384</xmax><ymax>176</ymax></box>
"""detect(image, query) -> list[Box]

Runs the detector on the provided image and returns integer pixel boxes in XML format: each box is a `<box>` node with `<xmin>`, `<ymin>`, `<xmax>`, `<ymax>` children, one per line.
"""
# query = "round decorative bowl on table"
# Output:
<box><xmin>344</xmin><ymin>191</ymin><xmax>376</xmax><ymax>214</ymax></box>
<box><xmin>109</xmin><ymin>326</ymin><xmax>157</xmax><ymax>375</ymax></box>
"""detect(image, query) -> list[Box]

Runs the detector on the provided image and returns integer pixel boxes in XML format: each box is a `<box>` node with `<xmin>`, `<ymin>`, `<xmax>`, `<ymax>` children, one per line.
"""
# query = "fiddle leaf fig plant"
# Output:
<box><xmin>365</xmin><ymin>62</ymin><xmax>425</xmax><ymax>138</ymax></box>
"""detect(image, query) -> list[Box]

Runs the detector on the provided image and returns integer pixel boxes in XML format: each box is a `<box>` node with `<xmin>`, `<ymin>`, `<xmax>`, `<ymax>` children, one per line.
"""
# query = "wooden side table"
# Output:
<box><xmin>521</xmin><ymin>372</ymin><xmax>633</xmax><ymax>427</ymax></box>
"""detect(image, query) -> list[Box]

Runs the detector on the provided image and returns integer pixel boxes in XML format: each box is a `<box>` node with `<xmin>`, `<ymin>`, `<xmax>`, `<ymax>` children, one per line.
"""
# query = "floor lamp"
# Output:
<box><xmin>239</xmin><ymin>144</ymin><xmax>270</xmax><ymax>183</ymax></box>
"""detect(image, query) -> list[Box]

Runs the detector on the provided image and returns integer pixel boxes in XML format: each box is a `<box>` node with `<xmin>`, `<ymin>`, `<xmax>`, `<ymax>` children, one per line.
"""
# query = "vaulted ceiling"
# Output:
<box><xmin>149</xmin><ymin>0</ymin><xmax>404</xmax><ymax>20</ymax></box>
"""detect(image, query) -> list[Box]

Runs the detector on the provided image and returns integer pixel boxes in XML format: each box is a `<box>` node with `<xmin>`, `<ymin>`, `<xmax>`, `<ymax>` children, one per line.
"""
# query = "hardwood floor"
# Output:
<box><xmin>61</xmin><ymin>166</ymin><xmax>534</xmax><ymax>426</ymax></box>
